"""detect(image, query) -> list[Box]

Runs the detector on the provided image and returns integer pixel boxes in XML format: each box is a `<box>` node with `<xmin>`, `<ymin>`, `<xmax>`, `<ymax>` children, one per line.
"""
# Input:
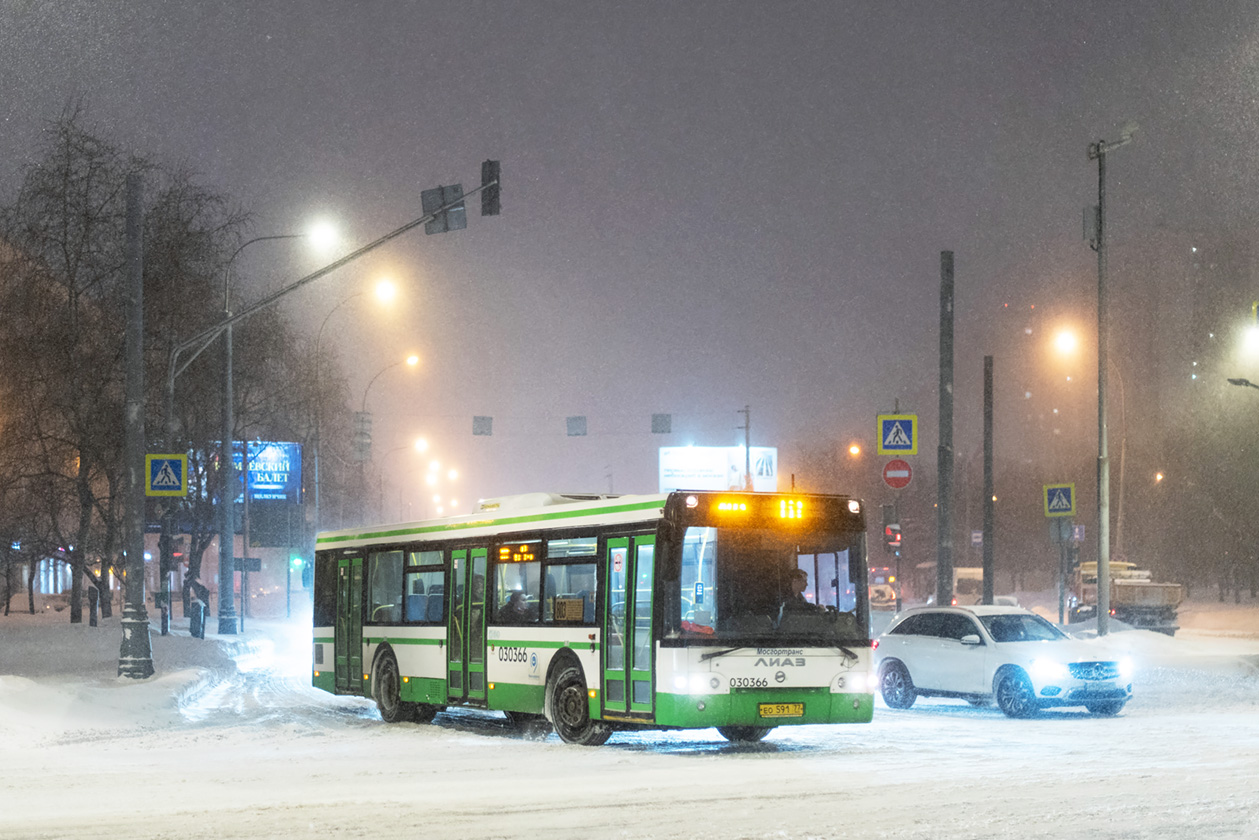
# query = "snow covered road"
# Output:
<box><xmin>2</xmin><ymin>608</ymin><xmax>1257</xmax><ymax>839</ymax></box>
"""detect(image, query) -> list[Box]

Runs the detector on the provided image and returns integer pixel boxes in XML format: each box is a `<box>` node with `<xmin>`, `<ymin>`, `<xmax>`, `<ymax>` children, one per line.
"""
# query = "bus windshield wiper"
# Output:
<box><xmin>699</xmin><ymin>646</ymin><xmax>747</xmax><ymax>662</ymax></box>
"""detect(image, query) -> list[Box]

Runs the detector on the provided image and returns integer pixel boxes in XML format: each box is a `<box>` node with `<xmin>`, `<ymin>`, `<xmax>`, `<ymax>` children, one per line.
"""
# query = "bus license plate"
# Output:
<box><xmin>758</xmin><ymin>702</ymin><xmax>804</xmax><ymax>718</ymax></box>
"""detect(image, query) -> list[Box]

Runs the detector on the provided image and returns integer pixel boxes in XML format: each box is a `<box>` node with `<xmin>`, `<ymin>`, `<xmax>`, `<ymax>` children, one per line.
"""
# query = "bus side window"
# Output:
<box><xmin>367</xmin><ymin>550</ymin><xmax>404</xmax><ymax>623</ymax></box>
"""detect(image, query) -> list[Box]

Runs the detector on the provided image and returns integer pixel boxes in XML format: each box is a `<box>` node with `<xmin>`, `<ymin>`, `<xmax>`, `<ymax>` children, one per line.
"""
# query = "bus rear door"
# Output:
<box><xmin>446</xmin><ymin>547</ymin><xmax>489</xmax><ymax>705</ymax></box>
<box><xmin>334</xmin><ymin>556</ymin><xmax>365</xmax><ymax>694</ymax></box>
<box><xmin>603</xmin><ymin>535</ymin><xmax>655</xmax><ymax>717</ymax></box>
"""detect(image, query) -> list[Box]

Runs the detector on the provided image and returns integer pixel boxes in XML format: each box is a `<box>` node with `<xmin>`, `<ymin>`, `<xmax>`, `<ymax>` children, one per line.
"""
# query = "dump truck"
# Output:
<box><xmin>1068</xmin><ymin>560</ymin><xmax>1183</xmax><ymax>636</ymax></box>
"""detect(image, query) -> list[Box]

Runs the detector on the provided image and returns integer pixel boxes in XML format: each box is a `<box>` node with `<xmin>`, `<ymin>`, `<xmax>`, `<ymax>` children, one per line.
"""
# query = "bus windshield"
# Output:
<box><xmin>668</xmin><ymin>525</ymin><xmax>865</xmax><ymax>644</ymax></box>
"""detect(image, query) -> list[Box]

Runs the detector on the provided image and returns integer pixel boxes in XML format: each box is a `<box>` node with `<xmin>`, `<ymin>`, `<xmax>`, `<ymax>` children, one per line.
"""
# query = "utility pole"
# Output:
<box><xmin>119</xmin><ymin>173</ymin><xmax>154</xmax><ymax>678</ymax></box>
<box><xmin>982</xmin><ymin>355</ymin><xmax>995</xmax><ymax>605</ymax></box>
<box><xmin>936</xmin><ymin>251</ymin><xmax>955</xmax><ymax>608</ymax></box>
<box><xmin>1087</xmin><ymin>124</ymin><xmax>1136</xmax><ymax>636</ymax></box>
<box><xmin>737</xmin><ymin>406</ymin><xmax>752</xmax><ymax>490</ymax></box>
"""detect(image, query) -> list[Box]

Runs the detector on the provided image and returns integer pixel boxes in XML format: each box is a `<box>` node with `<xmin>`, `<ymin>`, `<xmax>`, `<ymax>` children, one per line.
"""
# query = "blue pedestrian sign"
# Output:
<box><xmin>876</xmin><ymin>414</ymin><xmax>918</xmax><ymax>455</ymax></box>
<box><xmin>146</xmin><ymin>454</ymin><xmax>188</xmax><ymax>497</ymax></box>
<box><xmin>1043</xmin><ymin>483</ymin><xmax>1075</xmax><ymax>518</ymax></box>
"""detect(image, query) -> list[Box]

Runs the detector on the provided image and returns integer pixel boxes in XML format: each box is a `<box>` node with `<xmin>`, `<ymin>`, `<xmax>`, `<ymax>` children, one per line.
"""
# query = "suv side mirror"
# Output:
<box><xmin>960</xmin><ymin>634</ymin><xmax>982</xmax><ymax>646</ymax></box>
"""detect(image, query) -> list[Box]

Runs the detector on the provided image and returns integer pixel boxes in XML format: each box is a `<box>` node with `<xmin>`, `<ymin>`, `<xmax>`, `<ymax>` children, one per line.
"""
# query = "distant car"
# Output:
<box><xmin>874</xmin><ymin>605</ymin><xmax>1133</xmax><ymax>718</ymax></box>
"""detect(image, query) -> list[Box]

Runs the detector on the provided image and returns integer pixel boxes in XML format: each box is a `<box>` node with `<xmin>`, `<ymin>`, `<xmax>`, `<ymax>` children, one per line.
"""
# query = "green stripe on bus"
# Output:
<box><xmin>366</xmin><ymin>636</ymin><xmax>444</xmax><ymax>646</ymax></box>
<box><xmin>316</xmin><ymin>498</ymin><xmax>665</xmax><ymax>545</ymax></box>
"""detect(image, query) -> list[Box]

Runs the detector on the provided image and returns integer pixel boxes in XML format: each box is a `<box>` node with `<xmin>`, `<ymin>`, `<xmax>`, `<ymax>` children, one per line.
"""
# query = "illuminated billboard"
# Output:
<box><xmin>658</xmin><ymin>446</ymin><xmax>778</xmax><ymax>493</ymax></box>
<box><xmin>232</xmin><ymin>441</ymin><xmax>303</xmax><ymax>504</ymax></box>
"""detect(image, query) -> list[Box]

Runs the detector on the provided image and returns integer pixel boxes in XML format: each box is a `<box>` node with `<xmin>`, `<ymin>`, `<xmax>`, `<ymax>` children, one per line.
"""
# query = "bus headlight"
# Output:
<box><xmin>834</xmin><ymin>671</ymin><xmax>875</xmax><ymax>693</ymax></box>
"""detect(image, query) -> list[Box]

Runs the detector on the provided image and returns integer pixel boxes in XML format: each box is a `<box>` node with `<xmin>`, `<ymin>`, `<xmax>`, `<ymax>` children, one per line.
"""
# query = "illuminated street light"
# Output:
<box><xmin>214</xmin><ymin>227</ymin><xmax>333</xmax><ymax>635</ymax></box>
<box><xmin>307</xmin><ymin>219</ymin><xmax>340</xmax><ymax>255</ymax></box>
<box><xmin>361</xmin><ymin>354</ymin><xmax>420</xmax><ymax>413</ymax></box>
<box><xmin>1054</xmin><ymin>328</ymin><xmax>1078</xmax><ymax>356</ymax></box>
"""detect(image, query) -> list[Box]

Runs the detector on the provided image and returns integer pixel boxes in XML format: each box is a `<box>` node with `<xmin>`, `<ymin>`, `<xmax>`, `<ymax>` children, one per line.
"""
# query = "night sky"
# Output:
<box><xmin>5</xmin><ymin>1</ymin><xmax>1259</xmax><ymax>516</ymax></box>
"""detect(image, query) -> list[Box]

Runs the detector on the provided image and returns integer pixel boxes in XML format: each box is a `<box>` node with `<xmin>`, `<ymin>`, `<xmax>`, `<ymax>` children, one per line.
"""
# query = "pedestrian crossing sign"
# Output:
<box><xmin>1043</xmin><ymin>483</ymin><xmax>1075</xmax><ymax>518</ymax></box>
<box><xmin>146</xmin><ymin>454</ymin><xmax>188</xmax><ymax>497</ymax></box>
<box><xmin>876</xmin><ymin>414</ymin><xmax>918</xmax><ymax>455</ymax></box>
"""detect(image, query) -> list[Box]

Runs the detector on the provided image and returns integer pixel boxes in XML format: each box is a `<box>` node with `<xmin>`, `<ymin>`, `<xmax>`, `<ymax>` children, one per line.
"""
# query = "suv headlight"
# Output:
<box><xmin>1030</xmin><ymin>658</ymin><xmax>1069</xmax><ymax>681</ymax></box>
<box><xmin>1118</xmin><ymin>656</ymin><xmax>1135</xmax><ymax>679</ymax></box>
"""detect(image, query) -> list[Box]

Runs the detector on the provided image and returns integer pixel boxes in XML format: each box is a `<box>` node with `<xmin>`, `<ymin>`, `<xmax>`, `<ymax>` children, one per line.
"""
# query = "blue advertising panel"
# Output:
<box><xmin>233</xmin><ymin>441</ymin><xmax>303</xmax><ymax>504</ymax></box>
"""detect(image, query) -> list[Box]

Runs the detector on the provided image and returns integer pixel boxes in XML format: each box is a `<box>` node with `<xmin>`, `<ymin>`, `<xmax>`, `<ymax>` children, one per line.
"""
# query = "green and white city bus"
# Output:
<box><xmin>312</xmin><ymin>490</ymin><xmax>875</xmax><ymax>745</ymax></box>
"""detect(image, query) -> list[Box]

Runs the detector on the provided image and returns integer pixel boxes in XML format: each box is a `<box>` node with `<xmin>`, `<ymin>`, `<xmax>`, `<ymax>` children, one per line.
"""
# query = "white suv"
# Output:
<box><xmin>875</xmin><ymin>605</ymin><xmax>1133</xmax><ymax>717</ymax></box>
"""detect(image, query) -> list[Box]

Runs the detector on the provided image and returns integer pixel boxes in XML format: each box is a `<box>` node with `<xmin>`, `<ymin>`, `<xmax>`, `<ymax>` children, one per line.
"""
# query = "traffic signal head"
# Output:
<box><xmin>481</xmin><ymin>160</ymin><xmax>501</xmax><ymax>216</ymax></box>
<box><xmin>881</xmin><ymin>504</ymin><xmax>901</xmax><ymax>554</ymax></box>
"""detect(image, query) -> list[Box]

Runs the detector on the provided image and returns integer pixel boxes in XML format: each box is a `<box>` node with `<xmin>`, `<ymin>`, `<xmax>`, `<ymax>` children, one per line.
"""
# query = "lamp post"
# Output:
<box><xmin>312</xmin><ymin>280</ymin><xmax>397</xmax><ymax>537</ymax></box>
<box><xmin>356</xmin><ymin>355</ymin><xmax>419</xmax><ymax>520</ymax></box>
<box><xmin>217</xmin><ymin>234</ymin><xmax>305</xmax><ymax>635</ymax></box>
<box><xmin>1087</xmin><ymin>122</ymin><xmax>1137</xmax><ymax>636</ymax></box>
<box><xmin>361</xmin><ymin>354</ymin><xmax>420</xmax><ymax>414</ymax></box>
<box><xmin>376</xmin><ymin>436</ymin><xmax>451</xmax><ymax>520</ymax></box>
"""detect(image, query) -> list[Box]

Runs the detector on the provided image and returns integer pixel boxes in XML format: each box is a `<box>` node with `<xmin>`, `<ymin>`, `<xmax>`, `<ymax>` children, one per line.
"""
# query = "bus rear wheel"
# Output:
<box><xmin>717</xmin><ymin>725</ymin><xmax>773</xmax><ymax>743</ymax></box>
<box><xmin>373</xmin><ymin>651</ymin><xmax>417</xmax><ymax>723</ymax></box>
<box><xmin>546</xmin><ymin>664</ymin><xmax>611</xmax><ymax>746</ymax></box>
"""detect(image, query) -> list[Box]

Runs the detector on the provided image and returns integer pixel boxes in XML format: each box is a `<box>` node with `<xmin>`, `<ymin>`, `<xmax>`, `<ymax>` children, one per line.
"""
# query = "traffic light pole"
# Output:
<box><xmin>158</xmin><ymin>163</ymin><xmax>500</xmax><ymax>636</ymax></box>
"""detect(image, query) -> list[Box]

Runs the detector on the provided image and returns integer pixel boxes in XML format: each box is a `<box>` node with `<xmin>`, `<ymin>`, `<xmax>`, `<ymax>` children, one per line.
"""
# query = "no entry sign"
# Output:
<box><xmin>883</xmin><ymin>459</ymin><xmax>912</xmax><ymax>490</ymax></box>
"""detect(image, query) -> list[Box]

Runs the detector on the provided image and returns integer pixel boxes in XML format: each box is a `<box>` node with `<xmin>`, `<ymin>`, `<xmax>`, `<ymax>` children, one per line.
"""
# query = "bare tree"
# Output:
<box><xmin>0</xmin><ymin>105</ymin><xmax>354</xmax><ymax>622</ymax></box>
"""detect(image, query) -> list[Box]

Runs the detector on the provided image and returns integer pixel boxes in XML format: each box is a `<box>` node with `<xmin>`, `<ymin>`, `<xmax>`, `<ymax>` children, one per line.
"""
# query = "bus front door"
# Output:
<box><xmin>334</xmin><ymin>556</ymin><xmax>365</xmax><ymax>695</ymax></box>
<box><xmin>446</xmin><ymin>547</ymin><xmax>489</xmax><ymax>706</ymax></box>
<box><xmin>603</xmin><ymin>535</ymin><xmax>656</xmax><ymax>717</ymax></box>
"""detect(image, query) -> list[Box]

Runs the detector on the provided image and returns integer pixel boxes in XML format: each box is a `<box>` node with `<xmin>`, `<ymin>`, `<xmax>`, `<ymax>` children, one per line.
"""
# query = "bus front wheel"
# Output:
<box><xmin>717</xmin><ymin>725</ymin><xmax>773</xmax><ymax>743</ymax></box>
<box><xmin>373</xmin><ymin>651</ymin><xmax>416</xmax><ymax>723</ymax></box>
<box><xmin>546</xmin><ymin>664</ymin><xmax>611</xmax><ymax>746</ymax></box>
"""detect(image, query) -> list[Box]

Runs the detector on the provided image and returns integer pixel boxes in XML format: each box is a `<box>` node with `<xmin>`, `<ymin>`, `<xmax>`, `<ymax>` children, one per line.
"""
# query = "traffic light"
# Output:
<box><xmin>481</xmin><ymin>159</ymin><xmax>500</xmax><ymax>216</ymax></box>
<box><xmin>881</xmin><ymin>504</ymin><xmax>901</xmax><ymax>554</ymax></box>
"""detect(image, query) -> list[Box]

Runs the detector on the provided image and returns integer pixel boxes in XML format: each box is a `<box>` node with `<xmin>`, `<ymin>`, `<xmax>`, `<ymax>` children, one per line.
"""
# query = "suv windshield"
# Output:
<box><xmin>978</xmin><ymin>612</ymin><xmax>1067</xmax><ymax>643</ymax></box>
<box><xmin>666</xmin><ymin>525</ymin><xmax>866</xmax><ymax>644</ymax></box>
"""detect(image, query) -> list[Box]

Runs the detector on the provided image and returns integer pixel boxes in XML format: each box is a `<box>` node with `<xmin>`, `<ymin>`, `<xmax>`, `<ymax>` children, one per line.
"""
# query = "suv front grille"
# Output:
<box><xmin>1069</xmin><ymin>661</ymin><xmax>1119</xmax><ymax>681</ymax></box>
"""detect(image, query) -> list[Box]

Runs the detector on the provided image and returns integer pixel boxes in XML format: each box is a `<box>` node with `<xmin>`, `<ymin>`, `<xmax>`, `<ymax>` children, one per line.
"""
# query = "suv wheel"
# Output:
<box><xmin>880</xmin><ymin>661</ymin><xmax>917</xmax><ymax>710</ymax></box>
<box><xmin>995</xmin><ymin>669</ymin><xmax>1038</xmax><ymax>718</ymax></box>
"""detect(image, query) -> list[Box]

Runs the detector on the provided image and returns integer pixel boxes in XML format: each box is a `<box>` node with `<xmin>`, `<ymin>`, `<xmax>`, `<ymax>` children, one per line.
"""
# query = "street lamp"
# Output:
<box><xmin>356</xmin><ymin>355</ymin><xmax>419</xmax><ymax>520</ymax></box>
<box><xmin>1087</xmin><ymin>121</ymin><xmax>1138</xmax><ymax>636</ymax></box>
<box><xmin>312</xmin><ymin>279</ymin><xmax>397</xmax><ymax>536</ymax></box>
<box><xmin>361</xmin><ymin>354</ymin><xmax>420</xmax><ymax>413</ymax></box>
<box><xmin>215</xmin><ymin>228</ymin><xmax>340</xmax><ymax>635</ymax></box>
<box><xmin>219</xmin><ymin>235</ymin><xmax>298</xmax><ymax>635</ymax></box>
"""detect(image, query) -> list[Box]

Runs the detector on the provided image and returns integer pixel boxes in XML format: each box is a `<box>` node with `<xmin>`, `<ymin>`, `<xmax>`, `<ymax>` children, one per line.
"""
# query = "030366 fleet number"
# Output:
<box><xmin>729</xmin><ymin>676</ymin><xmax>769</xmax><ymax>688</ymax></box>
<box><xmin>497</xmin><ymin>647</ymin><xmax>528</xmax><ymax>663</ymax></box>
